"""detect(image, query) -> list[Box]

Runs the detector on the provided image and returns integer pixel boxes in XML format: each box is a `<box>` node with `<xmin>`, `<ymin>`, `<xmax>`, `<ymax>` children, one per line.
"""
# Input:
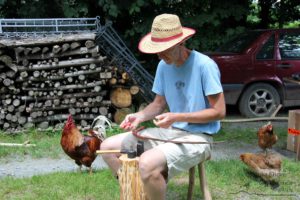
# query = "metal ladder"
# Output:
<box><xmin>94</xmin><ymin>17</ymin><xmax>155</xmax><ymax>102</ymax></box>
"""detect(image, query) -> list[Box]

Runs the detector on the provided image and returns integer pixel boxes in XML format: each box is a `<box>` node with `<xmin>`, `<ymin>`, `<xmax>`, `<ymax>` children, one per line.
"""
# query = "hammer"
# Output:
<box><xmin>96</xmin><ymin>141</ymin><xmax>144</xmax><ymax>158</ymax></box>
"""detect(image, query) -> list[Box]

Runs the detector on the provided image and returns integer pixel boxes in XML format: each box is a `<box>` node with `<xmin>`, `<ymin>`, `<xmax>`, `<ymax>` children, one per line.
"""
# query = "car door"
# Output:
<box><xmin>253</xmin><ymin>32</ymin><xmax>276</xmax><ymax>81</ymax></box>
<box><xmin>276</xmin><ymin>30</ymin><xmax>300</xmax><ymax>101</ymax></box>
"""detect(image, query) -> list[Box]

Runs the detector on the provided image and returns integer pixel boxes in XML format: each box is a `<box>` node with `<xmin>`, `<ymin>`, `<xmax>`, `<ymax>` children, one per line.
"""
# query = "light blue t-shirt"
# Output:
<box><xmin>152</xmin><ymin>50</ymin><xmax>223</xmax><ymax>134</ymax></box>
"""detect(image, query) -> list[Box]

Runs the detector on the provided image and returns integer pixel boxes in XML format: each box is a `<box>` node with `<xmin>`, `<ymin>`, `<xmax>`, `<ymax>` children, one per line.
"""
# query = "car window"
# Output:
<box><xmin>256</xmin><ymin>34</ymin><xmax>275</xmax><ymax>60</ymax></box>
<box><xmin>279</xmin><ymin>32</ymin><xmax>300</xmax><ymax>60</ymax></box>
<box><xmin>216</xmin><ymin>31</ymin><xmax>262</xmax><ymax>53</ymax></box>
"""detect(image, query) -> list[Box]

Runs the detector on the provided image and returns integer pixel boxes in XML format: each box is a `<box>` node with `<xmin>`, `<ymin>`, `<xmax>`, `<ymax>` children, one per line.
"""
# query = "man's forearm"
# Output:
<box><xmin>137</xmin><ymin>101</ymin><xmax>166</xmax><ymax>123</ymax></box>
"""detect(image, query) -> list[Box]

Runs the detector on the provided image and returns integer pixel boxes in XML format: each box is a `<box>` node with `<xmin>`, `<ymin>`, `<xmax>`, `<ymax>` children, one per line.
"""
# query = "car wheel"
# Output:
<box><xmin>238</xmin><ymin>83</ymin><xmax>280</xmax><ymax>118</ymax></box>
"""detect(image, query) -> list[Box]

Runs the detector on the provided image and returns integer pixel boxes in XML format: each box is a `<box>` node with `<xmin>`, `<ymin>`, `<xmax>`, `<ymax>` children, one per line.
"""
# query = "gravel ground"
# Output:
<box><xmin>0</xmin><ymin>119</ymin><xmax>296</xmax><ymax>179</ymax></box>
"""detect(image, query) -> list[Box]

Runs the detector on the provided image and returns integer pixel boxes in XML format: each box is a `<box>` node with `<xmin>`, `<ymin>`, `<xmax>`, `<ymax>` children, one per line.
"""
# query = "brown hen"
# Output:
<box><xmin>240</xmin><ymin>152</ymin><xmax>282</xmax><ymax>182</ymax></box>
<box><xmin>61</xmin><ymin>115</ymin><xmax>102</xmax><ymax>174</ymax></box>
<box><xmin>257</xmin><ymin>122</ymin><xmax>278</xmax><ymax>155</ymax></box>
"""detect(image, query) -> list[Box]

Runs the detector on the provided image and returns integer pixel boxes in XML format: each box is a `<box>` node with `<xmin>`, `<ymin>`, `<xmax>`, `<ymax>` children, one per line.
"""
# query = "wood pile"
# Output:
<box><xmin>0</xmin><ymin>33</ymin><xmax>141</xmax><ymax>132</ymax></box>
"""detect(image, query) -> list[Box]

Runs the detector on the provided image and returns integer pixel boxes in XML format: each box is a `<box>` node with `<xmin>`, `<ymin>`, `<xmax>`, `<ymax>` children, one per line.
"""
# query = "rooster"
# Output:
<box><xmin>61</xmin><ymin>115</ymin><xmax>111</xmax><ymax>174</ymax></box>
<box><xmin>257</xmin><ymin>122</ymin><xmax>278</xmax><ymax>155</ymax></box>
<box><xmin>240</xmin><ymin>152</ymin><xmax>282</xmax><ymax>182</ymax></box>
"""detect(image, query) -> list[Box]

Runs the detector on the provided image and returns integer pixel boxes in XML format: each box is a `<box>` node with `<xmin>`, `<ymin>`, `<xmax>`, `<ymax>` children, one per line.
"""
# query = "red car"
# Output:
<box><xmin>207</xmin><ymin>28</ymin><xmax>300</xmax><ymax>117</ymax></box>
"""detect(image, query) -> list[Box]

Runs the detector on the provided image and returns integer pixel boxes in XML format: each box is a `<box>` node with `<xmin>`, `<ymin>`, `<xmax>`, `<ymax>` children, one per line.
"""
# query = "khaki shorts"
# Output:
<box><xmin>121</xmin><ymin>127</ymin><xmax>212</xmax><ymax>180</ymax></box>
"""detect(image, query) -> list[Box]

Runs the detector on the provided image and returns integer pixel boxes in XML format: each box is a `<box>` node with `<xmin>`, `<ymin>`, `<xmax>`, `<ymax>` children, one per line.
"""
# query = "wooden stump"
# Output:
<box><xmin>287</xmin><ymin>110</ymin><xmax>300</xmax><ymax>161</ymax></box>
<box><xmin>118</xmin><ymin>154</ymin><xmax>148</xmax><ymax>200</ymax></box>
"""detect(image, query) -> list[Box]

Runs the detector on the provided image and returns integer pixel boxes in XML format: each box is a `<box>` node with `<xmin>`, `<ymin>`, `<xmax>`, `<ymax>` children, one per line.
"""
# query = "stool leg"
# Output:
<box><xmin>187</xmin><ymin>166</ymin><xmax>195</xmax><ymax>200</ymax></box>
<box><xmin>198</xmin><ymin>162</ymin><xmax>212</xmax><ymax>200</ymax></box>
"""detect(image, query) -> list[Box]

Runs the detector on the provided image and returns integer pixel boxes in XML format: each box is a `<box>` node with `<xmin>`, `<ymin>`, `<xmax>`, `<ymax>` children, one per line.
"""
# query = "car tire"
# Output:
<box><xmin>238</xmin><ymin>83</ymin><xmax>280</xmax><ymax>118</ymax></box>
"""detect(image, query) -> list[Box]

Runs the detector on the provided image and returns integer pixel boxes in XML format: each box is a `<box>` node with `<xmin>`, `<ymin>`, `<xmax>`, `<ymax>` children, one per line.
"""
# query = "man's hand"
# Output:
<box><xmin>153</xmin><ymin>112</ymin><xmax>176</xmax><ymax>128</ymax></box>
<box><xmin>120</xmin><ymin>114</ymin><xmax>141</xmax><ymax>131</ymax></box>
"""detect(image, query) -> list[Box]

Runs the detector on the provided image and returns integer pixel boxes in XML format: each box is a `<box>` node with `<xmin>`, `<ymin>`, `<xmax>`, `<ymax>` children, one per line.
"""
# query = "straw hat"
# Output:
<box><xmin>138</xmin><ymin>14</ymin><xmax>196</xmax><ymax>54</ymax></box>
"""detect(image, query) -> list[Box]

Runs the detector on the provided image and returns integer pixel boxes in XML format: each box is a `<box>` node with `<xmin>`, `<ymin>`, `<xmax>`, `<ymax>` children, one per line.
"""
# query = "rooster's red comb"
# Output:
<box><xmin>64</xmin><ymin>115</ymin><xmax>76</xmax><ymax>130</ymax></box>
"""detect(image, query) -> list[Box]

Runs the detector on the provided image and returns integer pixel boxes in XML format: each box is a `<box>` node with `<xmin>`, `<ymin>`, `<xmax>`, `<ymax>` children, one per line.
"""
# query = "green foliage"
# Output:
<box><xmin>0</xmin><ymin>0</ymin><xmax>298</xmax><ymax>72</ymax></box>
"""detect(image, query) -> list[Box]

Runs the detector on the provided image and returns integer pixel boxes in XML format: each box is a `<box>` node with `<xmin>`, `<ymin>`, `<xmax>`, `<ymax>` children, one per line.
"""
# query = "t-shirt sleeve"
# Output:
<box><xmin>152</xmin><ymin>62</ymin><xmax>165</xmax><ymax>96</ymax></box>
<box><xmin>202</xmin><ymin>59</ymin><xmax>223</xmax><ymax>96</ymax></box>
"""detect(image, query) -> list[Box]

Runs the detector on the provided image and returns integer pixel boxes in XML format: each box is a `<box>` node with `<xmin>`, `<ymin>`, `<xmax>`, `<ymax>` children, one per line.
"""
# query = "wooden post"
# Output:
<box><xmin>287</xmin><ymin>110</ymin><xmax>300</xmax><ymax>161</ymax></box>
<box><xmin>118</xmin><ymin>154</ymin><xmax>148</xmax><ymax>200</ymax></box>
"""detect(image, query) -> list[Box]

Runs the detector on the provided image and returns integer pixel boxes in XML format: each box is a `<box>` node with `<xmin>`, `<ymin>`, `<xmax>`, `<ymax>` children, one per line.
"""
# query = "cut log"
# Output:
<box><xmin>100</xmin><ymin>71</ymin><xmax>112</xmax><ymax>79</ymax></box>
<box><xmin>28</xmin><ymin>113</ymin><xmax>101</xmax><ymax>123</ymax></box>
<box><xmin>62</xmin><ymin>43</ymin><xmax>70</xmax><ymax>52</ymax></box>
<box><xmin>31</xmin><ymin>47</ymin><xmax>41</xmax><ymax>54</ymax></box>
<box><xmin>18</xmin><ymin>56</ymin><xmax>105</xmax><ymax>71</ymax></box>
<box><xmin>85</xmin><ymin>40</ymin><xmax>95</xmax><ymax>49</ymax></box>
<box><xmin>118</xmin><ymin>155</ymin><xmax>148</xmax><ymax>200</ymax></box>
<box><xmin>22</xmin><ymin>80</ymin><xmax>103</xmax><ymax>91</ymax></box>
<box><xmin>0</xmin><ymin>55</ymin><xmax>12</xmax><ymax>67</ymax></box>
<box><xmin>42</xmin><ymin>46</ymin><xmax>49</xmax><ymax>54</ymax></box>
<box><xmin>21</xmin><ymin>91</ymin><xmax>107</xmax><ymax>101</ymax></box>
<box><xmin>15</xmin><ymin>46</ymin><xmax>25</xmax><ymax>54</ymax></box>
<box><xmin>24</xmin><ymin>48</ymin><xmax>32</xmax><ymax>56</ymax></box>
<box><xmin>130</xmin><ymin>85</ymin><xmax>140</xmax><ymax>95</ymax></box>
<box><xmin>99</xmin><ymin>106</ymin><xmax>108</xmax><ymax>115</ymax></box>
<box><xmin>70</xmin><ymin>41</ymin><xmax>81</xmax><ymax>50</ymax></box>
<box><xmin>17</xmin><ymin>46</ymin><xmax>98</xmax><ymax>62</ymax></box>
<box><xmin>109</xmin><ymin>77</ymin><xmax>117</xmax><ymax>85</ymax></box>
<box><xmin>52</xmin><ymin>45</ymin><xmax>61</xmax><ymax>54</ymax></box>
<box><xmin>0</xmin><ymin>33</ymin><xmax>96</xmax><ymax>47</ymax></box>
<box><xmin>110</xmin><ymin>88</ymin><xmax>132</xmax><ymax>108</ymax></box>
<box><xmin>113</xmin><ymin>108</ymin><xmax>134</xmax><ymax>124</ymax></box>
<box><xmin>122</xmin><ymin>72</ymin><xmax>129</xmax><ymax>80</ymax></box>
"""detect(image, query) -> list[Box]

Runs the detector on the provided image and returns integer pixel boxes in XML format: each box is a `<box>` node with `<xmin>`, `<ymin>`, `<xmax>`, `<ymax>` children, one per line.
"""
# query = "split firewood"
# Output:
<box><xmin>42</xmin><ymin>46</ymin><xmax>49</xmax><ymax>54</ymax></box>
<box><xmin>14</xmin><ymin>46</ymin><xmax>25</xmax><ymax>54</ymax></box>
<box><xmin>18</xmin><ymin>56</ymin><xmax>106</xmax><ymax>71</ymax></box>
<box><xmin>85</xmin><ymin>40</ymin><xmax>95</xmax><ymax>49</ymax></box>
<box><xmin>0</xmin><ymin>33</ymin><xmax>96</xmax><ymax>47</ymax></box>
<box><xmin>28</xmin><ymin>113</ymin><xmax>101</xmax><ymax>123</ymax></box>
<box><xmin>62</xmin><ymin>43</ymin><xmax>70</xmax><ymax>52</ymax></box>
<box><xmin>31</xmin><ymin>47</ymin><xmax>41</xmax><ymax>54</ymax></box>
<box><xmin>70</xmin><ymin>41</ymin><xmax>81</xmax><ymax>50</ymax></box>
<box><xmin>24</xmin><ymin>47</ymin><xmax>32</xmax><ymax>56</ymax></box>
<box><xmin>0</xmin><ymin>55</ymin><xmax>12</xmax><ymax>67</ymax></box>
<box><xmin>52</xmin><ymin>45</ymin><xmax>61</xmax><ymax>54</ymax></box>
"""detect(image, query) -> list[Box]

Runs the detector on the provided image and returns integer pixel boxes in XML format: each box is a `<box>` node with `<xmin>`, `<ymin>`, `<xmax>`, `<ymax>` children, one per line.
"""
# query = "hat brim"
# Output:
<box><xmin>138</xmin><ymin>27</ymin><xmax>196</xmax><ymax>54</ymax></box>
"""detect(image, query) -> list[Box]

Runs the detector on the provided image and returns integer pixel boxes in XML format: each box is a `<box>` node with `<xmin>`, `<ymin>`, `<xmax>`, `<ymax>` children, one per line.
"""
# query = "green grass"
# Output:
<box><xmin>0</xmin><ymin>170</ymin><xmax>119</xmax><ymax>200</ymax></box>
<box><xmin>0</xmin><ymin>123</ymin><xmax>299</xmax><ymax>199</ymax></box>
<box><xmin>0</xmin><ymin>128</ymin><xmax>62</xmax><ymax>159</ymax></box>
<box><xmin>168</xmin><ymin>159</ymin><xmax>300</xmax><ymax>200</ymax></box>
<box><xmin>215</xmin><ymin>124</ymin><xmax>288</xmax><ymax>149</ymax></box>
<box><xmin>0</xmin><ymin>159</ymin><xmax>298</xmax><ymax>200</ymax></box>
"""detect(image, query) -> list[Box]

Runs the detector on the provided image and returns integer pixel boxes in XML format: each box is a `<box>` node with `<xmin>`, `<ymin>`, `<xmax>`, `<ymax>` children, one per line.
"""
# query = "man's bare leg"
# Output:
<box><xmin>139</xmin><ymin>148</ymin><xmax>168</xmax><ymax>200</ymax></box>
<box><xmin>100</xmin><ymin>132</ymin><xmax>129</xmax><ymax>176</ymax></box>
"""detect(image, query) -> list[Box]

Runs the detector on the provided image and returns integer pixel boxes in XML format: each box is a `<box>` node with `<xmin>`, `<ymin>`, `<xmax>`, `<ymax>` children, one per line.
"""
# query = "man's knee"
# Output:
<box><xmin>139</xmin><ymin>155</ymin><xmax>165</xmax><ymax>182</ymax></box>
<box><xmin>100</xmin><ymin>139</ymin><xmax>112</xmax><ymax>150</ymax></box>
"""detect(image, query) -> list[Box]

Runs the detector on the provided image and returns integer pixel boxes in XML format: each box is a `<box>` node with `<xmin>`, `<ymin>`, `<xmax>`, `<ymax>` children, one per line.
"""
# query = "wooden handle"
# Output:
<box><xmin>96</xmin><ymin>149</ymin><xmax>121</xmax><ymax>154</ymax></box>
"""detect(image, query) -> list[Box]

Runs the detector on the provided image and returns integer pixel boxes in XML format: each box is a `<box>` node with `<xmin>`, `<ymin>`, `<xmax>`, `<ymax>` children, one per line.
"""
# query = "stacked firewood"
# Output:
<box><xmin>0</xmin><ymin>33</ymin><xmax>141</xmax><ymax>132</ymax></box>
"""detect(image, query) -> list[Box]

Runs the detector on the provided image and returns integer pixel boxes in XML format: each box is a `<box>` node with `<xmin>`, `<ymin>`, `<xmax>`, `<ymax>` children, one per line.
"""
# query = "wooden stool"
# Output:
<box><xmin>187</xmin><ymin>159</ymin><xmax>212</xmax><ymax>200</ymax></box>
